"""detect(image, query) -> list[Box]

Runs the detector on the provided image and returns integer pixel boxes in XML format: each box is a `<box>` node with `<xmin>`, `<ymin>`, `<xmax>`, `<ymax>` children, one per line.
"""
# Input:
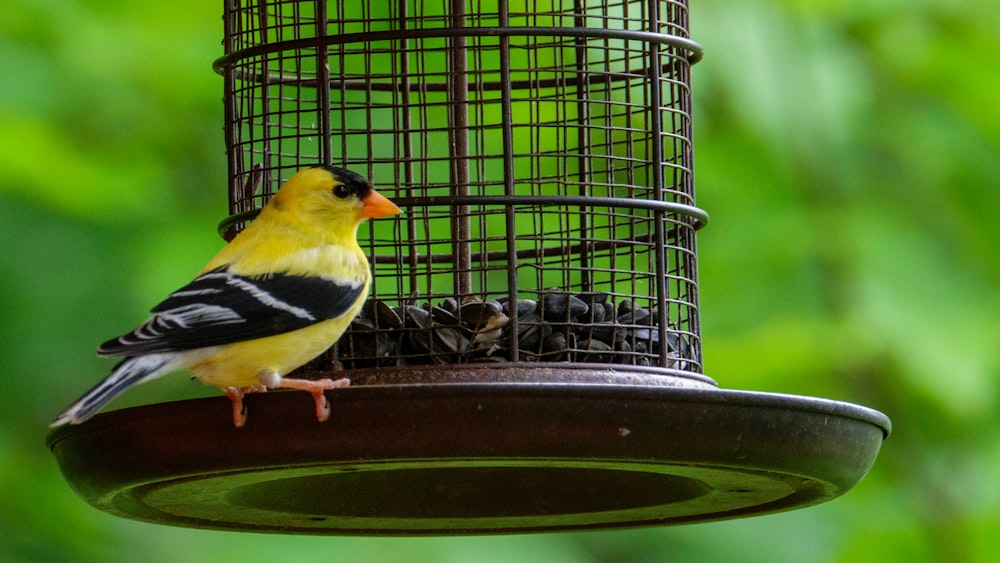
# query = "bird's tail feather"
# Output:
<box><xmin>50</xmin><ymin>355</ymin><xmax>171</xmax><ymax>426</ymax></box>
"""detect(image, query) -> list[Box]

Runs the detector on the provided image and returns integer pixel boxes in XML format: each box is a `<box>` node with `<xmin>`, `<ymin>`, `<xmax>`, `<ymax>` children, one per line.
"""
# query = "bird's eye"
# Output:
<box><xmin>331</xmin><ymin>184</ymin><xmax>353</xmax><ymax>199</ymax></box>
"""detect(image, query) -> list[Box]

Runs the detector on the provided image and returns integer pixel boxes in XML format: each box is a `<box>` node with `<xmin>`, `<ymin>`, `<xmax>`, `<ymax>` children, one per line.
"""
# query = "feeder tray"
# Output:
<box><xmin>47</xmin><ymin>368</ymin><xmax>889</xmax><ymax>535</ymax></box>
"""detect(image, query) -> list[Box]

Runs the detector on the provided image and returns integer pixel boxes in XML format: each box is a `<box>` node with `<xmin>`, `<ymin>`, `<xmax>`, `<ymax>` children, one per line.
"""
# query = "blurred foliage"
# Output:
<box><xmin>1</xmin><ymin>0</ymin><xmax>997</xmax><ymax>561</ymax></box>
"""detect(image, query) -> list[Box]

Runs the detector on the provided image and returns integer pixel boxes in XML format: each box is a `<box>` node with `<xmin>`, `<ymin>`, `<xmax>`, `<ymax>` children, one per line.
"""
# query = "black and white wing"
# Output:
<box><xmin>98</xmin><ymin>266</ymin><xmax>365</xmax><ymax>356</ymax></box>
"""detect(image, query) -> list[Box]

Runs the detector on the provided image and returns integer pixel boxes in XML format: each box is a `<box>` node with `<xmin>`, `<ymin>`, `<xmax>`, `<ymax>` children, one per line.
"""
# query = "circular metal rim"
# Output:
<box><xmin>218</xmin><ymin>196</ymin><xmax>710</xmax><ymax>239</ymax></box>
<box><xmin>214</xmin><ymin>27</ymin><xmax>705</xmax><ymax>74</ymax></box>
<box><xmin>47</xmin><ymin>381</ymin><xmax>889</xmax><ymax>536</ymax></box>
<box><xmin>333</xmin><ymin>363</ymin><xmax>719</xmax><ymax>388</ymax></box>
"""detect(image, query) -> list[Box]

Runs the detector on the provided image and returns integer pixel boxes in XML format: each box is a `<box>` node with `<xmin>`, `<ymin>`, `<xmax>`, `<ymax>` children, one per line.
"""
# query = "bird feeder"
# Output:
<box><xmin>48</xmin><ymin>0</ymin><xmax>889</xmax><ymax>535</ymax></box>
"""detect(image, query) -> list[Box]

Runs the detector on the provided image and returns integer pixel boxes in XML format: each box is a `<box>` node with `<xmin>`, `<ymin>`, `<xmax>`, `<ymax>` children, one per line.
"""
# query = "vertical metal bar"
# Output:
<box><xmin>223</xmin><ymin>0</ymin><xmax>239</xmax><ymax>216</ymax></box>
<box><xmin>646</xmin><ymin>0</ymin><xmax>671</xmax><ymax>368</ymax></box>
<box><xmin>677</xmin><ymin>0</ymin><xmax>701</xmax><ymax>371</ymax></box>
<box><xmin>397</xmin><ymin>0</ymin><xmax>420</xmax><ymax>296</ymax></box>
<box><xmin>255</xmin><ymin>2</ymin><xmax>273</xmax><ymax>187</ymax></box>
<box><xmin>362</xmin><ymin>2</ymin><xmax>376</xmax><ymax>172</ymax></box>
<box><xmin>449</xmin><ymin>0</ymin><xmax>472</xmax><ymax>297</ymax></box>
<box><xmin>498</xmin><ymin>0</ymin><xmax>519</xmax><ymax>361</ymax></box>
<box><xmin>315</xmin><ymin>0</ymin><xmax>332</xmax><ymax>165</ymax></box>
<box><xmin>572</xmin><ymin>0</ymin><xmax>592</xmax><ymax>291</ymax></box>
<box><xmin>619</xmin><ymin>0</ymin><xmax>634</xmax><ymax>301</ymax></box>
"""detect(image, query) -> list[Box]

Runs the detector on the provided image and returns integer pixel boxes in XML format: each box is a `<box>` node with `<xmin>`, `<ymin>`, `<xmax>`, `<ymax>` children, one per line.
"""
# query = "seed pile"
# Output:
<box><xmin>335</xmin><ymin>292</ymin><xmax>697</xmax><ymax>371</ymax></box>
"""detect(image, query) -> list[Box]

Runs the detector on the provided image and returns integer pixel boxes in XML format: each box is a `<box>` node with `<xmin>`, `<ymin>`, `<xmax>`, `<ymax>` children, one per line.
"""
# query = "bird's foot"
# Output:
<box><xmin>223</xmin><ymin>384</ymin><xmax>272</xmax><ymax>427</ymax></box>
<box><xmin>258</xmin><ymin>372</ymin><xmax>350</xmax><ymax>422</ymax></box>
<box><xmin>224</xmin><ymin>387</ymin><xmax>248</xmax><ymax>428</ymax></box>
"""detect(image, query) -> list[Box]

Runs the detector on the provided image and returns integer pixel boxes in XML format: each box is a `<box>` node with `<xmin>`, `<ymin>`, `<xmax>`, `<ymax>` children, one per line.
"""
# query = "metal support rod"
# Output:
<box><xmin>573</xmin><ymin>0</ymin><xmax>592</xmax><ymax>291</ymax></box>
<box><xmin>646</xmin><ymin>0</ymin><xmax>671</xmax><ymax>369</ymax></box>
<box><xmin>315</xmin><ymin>0</ymin><xmax>332</xmax><ymax>165</ymax></box>
<box><xmin>499</xmin><ymin>0</ymin><xmax>519</xmax><ymax>361</ymax></box>
<box><xmin>397</xmin><ymin>0</ymin><xmax>420</xmax><ymax>295</ymax></box>
<box><xmin>222</xmin><ymin>0</ymin><xmax>239</xmax><ymax>216</ymax></box>
<box><xmin>448</xmin><ymin>0</ymin><xmax>472</xmax><ymax>297</ymax></box>
<box><xmin>255</xmin><ymin>2</ymin><xmax>274</xmax><ymax>190</ymax></box>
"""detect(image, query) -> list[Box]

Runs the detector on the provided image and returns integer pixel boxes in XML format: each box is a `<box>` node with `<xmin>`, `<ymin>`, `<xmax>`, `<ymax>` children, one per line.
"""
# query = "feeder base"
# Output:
<box><xmin>47</xmin><ymin>371</ymin><xmax>889</xmax><ymax>535</ymax></box>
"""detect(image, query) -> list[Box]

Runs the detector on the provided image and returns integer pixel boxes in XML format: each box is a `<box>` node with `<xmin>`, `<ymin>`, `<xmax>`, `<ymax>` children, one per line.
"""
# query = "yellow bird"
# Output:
<box><xmin>51</xmin><ymin>166</ymin><xmax>401</xmax><ymax>427</ymax></box>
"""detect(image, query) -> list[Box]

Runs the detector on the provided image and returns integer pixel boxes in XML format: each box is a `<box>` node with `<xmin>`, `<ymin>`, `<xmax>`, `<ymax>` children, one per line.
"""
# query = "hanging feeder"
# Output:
<box><xmin>48</xmin><ymin>0</ymin><xmax>889</xmax><ymax>535</ymax></box>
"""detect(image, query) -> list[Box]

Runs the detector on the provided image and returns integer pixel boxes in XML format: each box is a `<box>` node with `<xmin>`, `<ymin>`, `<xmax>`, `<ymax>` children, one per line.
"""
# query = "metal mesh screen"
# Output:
<box><xmin>216</xmin><ymin>0</ymin><xmax>707</xmax><ymax>377</ymax></box>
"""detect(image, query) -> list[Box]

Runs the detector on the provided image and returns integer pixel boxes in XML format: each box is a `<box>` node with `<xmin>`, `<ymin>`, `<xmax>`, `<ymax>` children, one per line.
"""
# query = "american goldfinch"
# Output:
<box><xmin>51</xmin><ymin>166</ymin><xmax>401</xmax><ymax>427</ymax></box>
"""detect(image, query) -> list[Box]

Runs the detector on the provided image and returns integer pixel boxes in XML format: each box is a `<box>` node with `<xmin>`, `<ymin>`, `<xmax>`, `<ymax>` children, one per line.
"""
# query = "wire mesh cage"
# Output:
<box><xmin>47</xmin><ymin>0</ymin><xmax>892</xmax><ymax>535</ymax></box>
<box><xmin>217</xmin><ymin>0</ymin><xmax>709</xmax><ymax>384</ymax></box>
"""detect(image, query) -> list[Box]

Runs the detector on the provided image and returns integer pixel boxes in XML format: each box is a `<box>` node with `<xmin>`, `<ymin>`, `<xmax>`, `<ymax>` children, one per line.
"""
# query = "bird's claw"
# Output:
<box><xmin>314</xmin><ymin>392</ymin><xmax>331</xmax><ymax>422</ymax></box>
<box><xmin>276</xmin><ymin>376</ymin><xmax>350</xmax><ymax>422</ymax></box>
<box><xmin>224</xmin><ymin>387</ymin><xmax>249</xmax><ymax>427</ymax></box>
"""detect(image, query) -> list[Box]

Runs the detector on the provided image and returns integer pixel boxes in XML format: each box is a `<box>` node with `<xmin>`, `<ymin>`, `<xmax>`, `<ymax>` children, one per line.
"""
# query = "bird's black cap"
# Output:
<box><xmin>317</xmin><ymin>165</ymin><xmax>372</xmax><ymax>200</ymax></box>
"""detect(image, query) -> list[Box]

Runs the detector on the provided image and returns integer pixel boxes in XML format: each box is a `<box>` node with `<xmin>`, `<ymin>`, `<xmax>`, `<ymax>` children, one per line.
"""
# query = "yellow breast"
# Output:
<box><xmin>188</xmin><ymin>309</ymin><xmax>361</xmax><ymax>389</ymax></box>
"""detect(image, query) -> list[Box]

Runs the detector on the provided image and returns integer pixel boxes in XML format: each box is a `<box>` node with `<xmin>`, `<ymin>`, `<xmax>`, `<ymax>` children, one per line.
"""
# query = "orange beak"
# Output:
<box><xmin>360</xmin><ymin>188</ymin><xmax>402</xmax><ymax>218</ymax></box>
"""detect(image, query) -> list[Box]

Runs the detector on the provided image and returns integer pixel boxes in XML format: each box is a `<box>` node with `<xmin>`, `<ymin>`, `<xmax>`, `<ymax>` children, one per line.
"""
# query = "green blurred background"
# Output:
<box><xmin>2</xmin><ymin>0</ymin><xmax>997</xmax><ymax>561</ymax></box>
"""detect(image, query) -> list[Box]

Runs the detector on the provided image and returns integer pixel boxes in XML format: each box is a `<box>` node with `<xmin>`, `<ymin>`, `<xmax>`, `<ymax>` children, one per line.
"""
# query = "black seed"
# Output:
<box><xmin>617</xmin><ymin>300</ymin><xmax>633</xmax><ymax>317</ymax></box>
<box><xmin>401</xmin><ymin>305</ymin><xmax>431</xmax><ymax>329</ymax></box>
<box><xmin>576</xmin><ymin>292</ymin><xmax>609</xmax><ymax>323</ymax></box>
<box><xmin>459</xmin><ymin>300</ymin><xmax>505</xmax><ymax>330</ymax></box>
<box><xmin>430</xmin><ymin>305</ymin><xmax>459</xmax><ymax>327</ymax></box>
<box><xmin>513</xmin><ymin>299</ymin><xmax>538</xmax><ymax>316</ymax></box>
<box><xmin>577</xmin><ymin>338</ymin><xmax>614</xmax><ymax>363</ymax></box>
<box><xmin>440</xmin><ymin>297</ymin><xmax>460</xmax><ymax>313</ymax></box>
<box><xmin>540</xmin><ymin>293</ymin><xmax>589</xmax><ymax>321</ymax></box>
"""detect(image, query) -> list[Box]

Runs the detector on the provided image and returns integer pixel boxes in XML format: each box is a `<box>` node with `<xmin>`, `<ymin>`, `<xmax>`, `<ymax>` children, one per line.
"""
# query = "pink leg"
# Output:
<box><xmin>223</xmin><ymin>384</ymin><xmax>271</xmax><ymax>427</ymax></box>
<box><xmin>224</xmin><ymin>387</ymin><xmax>248</xmax><ymax>427</ymax></box>
<box><xmin>274</xmin><ymin>377</ymin><xmax>351</xmax><ymax>422</ymax></box>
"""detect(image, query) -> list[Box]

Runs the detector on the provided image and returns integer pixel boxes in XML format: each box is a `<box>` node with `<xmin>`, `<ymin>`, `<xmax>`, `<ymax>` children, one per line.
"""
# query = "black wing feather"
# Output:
<box><xmin>99</xmin><ymin>266</ymin><xmax>365</xmax><ymax>356</ymax></box>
